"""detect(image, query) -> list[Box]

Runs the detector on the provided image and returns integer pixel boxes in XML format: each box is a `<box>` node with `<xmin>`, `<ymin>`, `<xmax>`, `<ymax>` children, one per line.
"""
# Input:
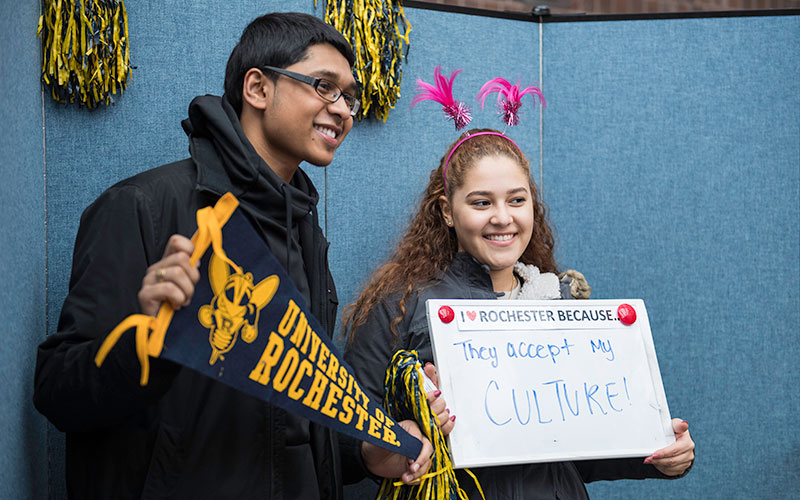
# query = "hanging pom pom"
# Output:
<box><xmin>411</xmin><ymin>67</ymin><xmax>472</xmax><ymax>130</ymax></box>
<box><xmin>38</xmin><ymin>0</ymin><xmax>133</xmax><ymax>109</ymax></box>
<box><xmin>477</xmin><ymin>77</ymin><xmax>545</xmax><ymax>127</ymax></box>
<box><xmin>319</xmin><ymin>0</ymin><xmax>411</xmax><ymax>122</ymax></box>
<box><xmin>378</xmin><ymin>350</ymin><xmax>485</xmax><ymax>500</ymax></box>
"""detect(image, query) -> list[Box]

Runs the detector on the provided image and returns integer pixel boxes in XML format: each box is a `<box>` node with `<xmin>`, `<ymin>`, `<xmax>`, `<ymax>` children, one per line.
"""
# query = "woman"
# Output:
<box><xmin>343</xmin><ymin>129</ymin><xmax>694</xmax><ymax>498</ymax></box>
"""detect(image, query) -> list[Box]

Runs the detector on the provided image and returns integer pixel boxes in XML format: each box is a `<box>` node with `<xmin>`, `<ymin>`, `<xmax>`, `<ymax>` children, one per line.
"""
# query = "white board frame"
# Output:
<box><xmin>426</xmin><ymin>299</ymin><xmax>674</xmax><ymax>468</ymax></box>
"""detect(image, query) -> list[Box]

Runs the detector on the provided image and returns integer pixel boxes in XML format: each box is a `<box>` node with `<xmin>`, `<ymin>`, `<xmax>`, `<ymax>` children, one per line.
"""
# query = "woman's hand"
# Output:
<box><xmin>138</xmin><ymin>235</ymin><xmax>200</xmax><ymax>316</ymax></box>
<box><xmin>644</xmin><ymin>418</ymin><xmax>695</xmax><ymax>476</ymax></box>
<box><xmin>424</xmin><ymin>363</ymin><xmax>455</xmax><ymax>436</ymax></box>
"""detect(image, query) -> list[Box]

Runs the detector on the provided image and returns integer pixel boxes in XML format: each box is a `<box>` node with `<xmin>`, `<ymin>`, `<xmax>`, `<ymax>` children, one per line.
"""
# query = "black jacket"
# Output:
<box><xmin>34</xmin><ymin>95</ymin><xmax>361</xmax><ymax>499</ymax></box>
<box><xmin>345</xmin><ymin>253</ymin><xmax>677</xmax><ymax>500</ymax></box>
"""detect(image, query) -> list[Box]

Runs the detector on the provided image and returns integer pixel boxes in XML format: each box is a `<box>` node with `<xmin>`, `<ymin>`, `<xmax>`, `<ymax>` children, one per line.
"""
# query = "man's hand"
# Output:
<box><xmin>361</xmin><ymin>420</ymin><xmax>433</xmax><ymax>485</ymax></box>
<box><xmin>138</xmin><ymin>235</ymin><xmax>200</xmax><ymax>316</ymax></box>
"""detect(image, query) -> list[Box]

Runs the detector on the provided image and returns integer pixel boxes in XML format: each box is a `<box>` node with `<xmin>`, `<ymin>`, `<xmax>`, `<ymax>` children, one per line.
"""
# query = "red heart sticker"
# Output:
<box><xmin>466</xmin><ymin>310</ymin><xmax>477</xmax><ymax>321</ymax></box>
<box><xmin>617</xmin><ymin>303</ymin><xmax>637</xmax><ymax>325</ymax></box>
<box><xmin>438</xmin><ymin>306</ymin><xmax>454</xmax><ymax>323</ymax></box>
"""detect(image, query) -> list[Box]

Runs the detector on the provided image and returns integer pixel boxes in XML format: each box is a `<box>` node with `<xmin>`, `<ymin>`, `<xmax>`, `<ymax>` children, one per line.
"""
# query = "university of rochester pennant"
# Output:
<box><xmin>95</xmin><ymin>193</ymin><xmax>422</xmax><ymax>460</ymax></box>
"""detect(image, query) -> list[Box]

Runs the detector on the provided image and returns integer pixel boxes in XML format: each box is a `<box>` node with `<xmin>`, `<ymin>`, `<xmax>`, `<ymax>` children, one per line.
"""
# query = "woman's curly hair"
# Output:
<box><xmin>343</xmin><ymin>129</ymin><xmax>558</xmax><ymax>344</ymax></box>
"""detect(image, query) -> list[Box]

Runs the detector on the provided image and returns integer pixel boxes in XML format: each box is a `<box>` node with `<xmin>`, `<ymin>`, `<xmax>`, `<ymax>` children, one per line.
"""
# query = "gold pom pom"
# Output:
<box><xmin>318</xmin><ymin>0</ymin><xmax>411</xmax><ymax>122</ymax></box>
<box><xmin>379</xmin><ymin>350</ymin><xmax>484</xmax><ymax>500</ymax></box>
<box><xmin>38</xmin><ymin>0</ymin><xmax>132</xmax><ymax>108</ymax></box>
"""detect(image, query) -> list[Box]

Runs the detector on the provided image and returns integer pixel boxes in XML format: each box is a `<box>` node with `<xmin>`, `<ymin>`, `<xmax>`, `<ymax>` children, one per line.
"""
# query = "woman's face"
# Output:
<box><xmin>440</xmin><ymin>155</ymin><xmax>534</xmax><ymax>279</ymax></box>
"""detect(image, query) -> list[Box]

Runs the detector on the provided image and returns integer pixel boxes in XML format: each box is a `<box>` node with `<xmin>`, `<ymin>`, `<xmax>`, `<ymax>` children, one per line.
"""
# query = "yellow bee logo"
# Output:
<box><xmin>198</xmin><ymin>254</ymin><xmax>279</xmax><ymax>365</ymax></box>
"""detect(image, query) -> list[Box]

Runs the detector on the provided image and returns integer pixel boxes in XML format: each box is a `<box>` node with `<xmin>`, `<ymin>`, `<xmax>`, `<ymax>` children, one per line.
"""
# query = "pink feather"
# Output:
<box><xmin>411</xmin><ymin>66</ymin><xmax>472</xmax><ymax>130</ymax></box>
<box><xmin>477</xmin><ymin>77</ymin><xmax>545</xmax><ymax>127</ymax></box>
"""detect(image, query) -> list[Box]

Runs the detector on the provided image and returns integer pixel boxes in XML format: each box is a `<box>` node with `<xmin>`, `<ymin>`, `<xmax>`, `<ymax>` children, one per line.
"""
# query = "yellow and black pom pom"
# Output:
<box><xmin>38</xmin><ymin>0</ymin><xmax>132</xmax><ymax>108</ymax></box>
<box><xmin>317</xmin><ymin>0</ymin><xmax>411</xmax><ymax>122</ymax></box>
<box><xmin>379</xmin><ymin>350</ymin><xmax>484</xmax><ymax>500</ymax></box>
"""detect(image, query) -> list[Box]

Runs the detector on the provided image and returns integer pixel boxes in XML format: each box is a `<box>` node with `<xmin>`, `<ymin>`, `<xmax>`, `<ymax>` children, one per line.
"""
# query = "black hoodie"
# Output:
<box><xmin>35</xmin><ymin>95</ymin><xmax>356</xmax><ymax>499</ymax></box>
<box><xmin>183</xmin><ymin>95</ymin><xmax>333</xmax><ymax>325</ymax></box>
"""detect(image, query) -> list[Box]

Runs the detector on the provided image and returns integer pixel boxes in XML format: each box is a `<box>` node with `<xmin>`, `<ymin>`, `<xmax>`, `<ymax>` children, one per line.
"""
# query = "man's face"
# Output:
<box><xmin>259</xmin><ymin>43</ymin><xmax>356</xmax><ymax>173</ymax></box>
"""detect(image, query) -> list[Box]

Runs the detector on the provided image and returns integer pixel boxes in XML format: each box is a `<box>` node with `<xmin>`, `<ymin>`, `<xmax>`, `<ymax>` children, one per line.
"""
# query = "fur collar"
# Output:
<box><xmin>514</xmin><ymin>262</ymin><xmax>561</xmax><ymax>299</ymax></box>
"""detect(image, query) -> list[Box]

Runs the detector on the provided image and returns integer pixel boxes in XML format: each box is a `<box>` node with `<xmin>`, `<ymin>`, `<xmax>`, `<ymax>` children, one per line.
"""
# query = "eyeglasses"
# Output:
<box><xmin>260</xmin><ymin>66</ymin><xmax>361</xmax><ymax>116</ymax></box>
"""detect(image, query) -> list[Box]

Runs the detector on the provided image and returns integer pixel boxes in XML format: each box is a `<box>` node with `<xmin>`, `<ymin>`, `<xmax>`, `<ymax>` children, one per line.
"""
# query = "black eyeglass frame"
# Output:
<box><xmin>260</xmin><ymin>65</ymin><xmax>361</xmax><ymax>116</ymax></box>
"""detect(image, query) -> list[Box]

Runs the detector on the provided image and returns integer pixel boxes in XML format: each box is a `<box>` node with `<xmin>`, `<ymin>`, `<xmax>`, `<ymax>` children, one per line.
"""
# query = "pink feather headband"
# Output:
<box><xmin>410</xmin><ymin>66</ymin><xmax>473</xmax><ymax>130</ymax></box>
<box><xmin>443</xmin><ymin>131</ymin><xmax>521</xmax><ymax>180</ymax></box>
<box><xmin>411</xmin><ymin>67</ymin><xmax>545</xmax><ymax>192</ymax></box>
<box><xmin>477</xmin><ymin>77</ymin><xmax>546</xmax><ymax>127</ymax></box>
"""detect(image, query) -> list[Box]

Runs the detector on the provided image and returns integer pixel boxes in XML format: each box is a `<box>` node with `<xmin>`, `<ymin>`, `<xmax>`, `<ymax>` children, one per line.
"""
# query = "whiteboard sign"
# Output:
<box><xmin>426</xmin><ymin>299</ymin><xmax>674</xmax><ymax>468</ymax></box>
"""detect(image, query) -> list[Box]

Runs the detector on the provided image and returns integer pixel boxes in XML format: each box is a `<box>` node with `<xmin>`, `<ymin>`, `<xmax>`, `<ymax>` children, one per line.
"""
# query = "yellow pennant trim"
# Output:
<box><xmin>94</xmin><ymin>193</ymin><xmax>239</xmax><ymax>385</ymax></box>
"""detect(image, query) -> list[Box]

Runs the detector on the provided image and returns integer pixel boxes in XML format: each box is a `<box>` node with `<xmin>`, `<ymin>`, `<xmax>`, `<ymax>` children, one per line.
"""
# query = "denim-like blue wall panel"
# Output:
<box><xmin>8</xmin><ymin>0</ymin><xmax>798</xmax><ymax>497</ymax></box>
<box><xmin>0</xmin><ymin>1</ymin><xmax>48</xmax><ymax>499</ymax></box>
<box><xmin>542</xmin><ymin>17</ymin><xmax>800</xmax><ymax>499</ymax></box>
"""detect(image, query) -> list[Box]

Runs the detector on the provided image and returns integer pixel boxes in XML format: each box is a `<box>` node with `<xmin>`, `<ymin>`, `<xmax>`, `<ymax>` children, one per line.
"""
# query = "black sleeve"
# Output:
<box><xmin>343</xmin><ymin>299</ymin><xmax>404</xmax><ymax>404</ymax></box>
<box><xmin>338</xmin><ymin>433</ymin><xmax>370</xmax><ymax>485</ymax></box>
<box><xmin>575</xmin><ymin>456</ymin><xmax>690</xmax><ymax>483</ymax></box>
<box><xmin>33</xmin><ymin>185</ymin><xmax>179</xmax><ymax>433</ymax></box>
<box><xmin>342</xmin><ymin>299</ymin><xmax>409</xmax><ymax>485</ymax></box>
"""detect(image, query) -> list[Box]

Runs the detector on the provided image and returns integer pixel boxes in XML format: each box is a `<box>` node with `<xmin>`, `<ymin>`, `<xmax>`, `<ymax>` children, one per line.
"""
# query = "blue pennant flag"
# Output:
<box><xmin>96</xmin><ymin>193</ymin><xmax>422</xmax><ymax>460</ymax></box>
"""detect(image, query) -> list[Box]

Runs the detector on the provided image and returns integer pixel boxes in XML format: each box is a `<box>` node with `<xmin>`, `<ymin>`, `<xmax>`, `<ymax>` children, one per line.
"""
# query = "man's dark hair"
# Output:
<box><xmin>224</xmin><ymin>12</ymin><xmax>355</xmax><ymax>116</ymax></box>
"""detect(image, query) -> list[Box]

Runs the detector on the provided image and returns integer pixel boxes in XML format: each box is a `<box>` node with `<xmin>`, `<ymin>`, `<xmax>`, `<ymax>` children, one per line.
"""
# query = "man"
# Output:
<box><xmin>34</xmin><ymin>12</ymin><xmax>430</xmax><ymax>499</ymax></box>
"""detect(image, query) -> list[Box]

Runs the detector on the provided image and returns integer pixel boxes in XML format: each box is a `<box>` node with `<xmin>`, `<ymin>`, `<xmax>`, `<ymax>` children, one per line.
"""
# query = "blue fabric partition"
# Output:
<box><xmin>3</xmin><ymin>0</ymin><xmax>797</xmax><ymax>497</ymax></box>
<box><xmin>0</xmin><ymin>1</ymin><xmax>48</xmax><ymax>499</ymax></box>
<box><xmin>543</xmin><ymin>16</ymin><xmax>800</xmax><ymax>499</ymax></box>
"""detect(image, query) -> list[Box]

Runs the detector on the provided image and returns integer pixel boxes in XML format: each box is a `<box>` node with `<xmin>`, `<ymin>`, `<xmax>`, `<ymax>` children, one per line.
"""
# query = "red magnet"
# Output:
<box><xmin>617</xmin><ymin>303</ymin><xmax>637</xmax><ymax>325</ymax></box>
<box><xmin>438</xmin><ymin>306</ymin><xmax>455</xmax><ymax>323</ymax></box>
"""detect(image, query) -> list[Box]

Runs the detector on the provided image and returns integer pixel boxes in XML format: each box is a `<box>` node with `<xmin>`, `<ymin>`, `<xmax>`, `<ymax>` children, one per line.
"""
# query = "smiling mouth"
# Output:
<box><xmin>485</xmin><ymin>234</ymin><xmax>515</xmax><ymax>241</ymax></box>
<box><xmin>314</xmin><ymin>125</ymin><xmax>338</xmax><ymax>139</ymax></box>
